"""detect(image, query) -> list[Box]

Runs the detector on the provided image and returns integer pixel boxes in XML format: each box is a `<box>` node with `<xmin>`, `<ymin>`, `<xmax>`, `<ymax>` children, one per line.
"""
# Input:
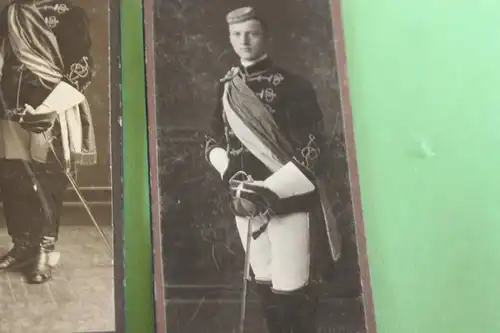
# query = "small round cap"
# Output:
<box><xmin>226</xmin><ymin>7</ymin><xmax>257</xmax><ymax>24</ymax></box>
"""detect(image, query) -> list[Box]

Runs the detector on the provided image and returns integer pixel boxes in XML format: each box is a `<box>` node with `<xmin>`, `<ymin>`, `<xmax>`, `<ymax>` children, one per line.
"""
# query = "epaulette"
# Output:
<box><xmin>219</xmin><ymin>66</ymin><xmax>240</xmax><ymax>83</ymax></box>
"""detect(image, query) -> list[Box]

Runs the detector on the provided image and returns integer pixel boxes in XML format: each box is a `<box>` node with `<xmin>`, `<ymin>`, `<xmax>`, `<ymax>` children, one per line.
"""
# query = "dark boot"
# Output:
<box><xmin>262</xmin><ymin>285</ymin><xmax>319</xmax><ymax>333</ymax></box>
<box><xmin>287</xmin><ymin>285</ymin><xmax>319</xmax><ymax>333</ymax></box>
<box><xmin>27</xmin><ymin>236</ymin><xmax>56</xmax><ymax>284</ymax></box>
<box><xmin>256</xmin><ymin>283</ymin><xmax>291</xmax><ymax>333</ymax></box>
<box><xmin>0</xmin><ymin>235</ymin><xmax>36</xmax><ymax>270</ymax></box>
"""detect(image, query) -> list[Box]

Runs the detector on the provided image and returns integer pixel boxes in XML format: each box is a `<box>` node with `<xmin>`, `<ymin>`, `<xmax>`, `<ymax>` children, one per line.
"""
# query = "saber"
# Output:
<box><xmin>238</xmin><ymin>213</ymin><xmax>253</xmax><ymax>333</ymax></box>
<box><xmin>44</xmin><ymin>134</ymin><xmax>113</xmax><ymax>254</ymax></box>
<box><xmin>64</xmin><ymin>170</ymin><xmax>112</xmax><ymax>252</ymax></box>
<box><xmin>0</xmin><ymin>90</ymin><xmax>112</xmax><ymax>255</ymax></box>
<box><xmin>230</xmin><ymin>171</ymin><xmax>264</xmax><ymax>333</ymax></box>
<box><xmin>0</xmin><ymin>91</ymin><xmax>70</xmax><ymax>266</ymax></box>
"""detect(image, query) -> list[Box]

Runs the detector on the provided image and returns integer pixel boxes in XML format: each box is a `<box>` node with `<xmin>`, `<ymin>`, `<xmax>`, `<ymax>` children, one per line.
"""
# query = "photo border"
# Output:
<box><xmin>331</xmin><ymin>1</ymin><xmax>377</xmax><ymax>332</ymax></box>
<box><xmin>110</xmin><ymin>0</ymin><xmax>125</xmax><ymax>331</ymax></box>
<box><xmin>142</xmin><ymin>0</ymin><xmax>378</xmax><ymax>332</ymax></box>
<box><xmin>142</xmin><ymin>0</ymin><xmax>168</xmax><ymax>331</ymax></box>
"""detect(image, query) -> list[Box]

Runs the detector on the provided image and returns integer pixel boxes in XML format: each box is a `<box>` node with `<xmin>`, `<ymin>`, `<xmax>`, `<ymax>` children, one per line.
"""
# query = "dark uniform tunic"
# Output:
<box><xmin>206</xmin><ymin>56</ymin><xmax>335</xmax><ymax>282</ymax></box>
<box><xmin>206</xmin><ymin>56</ymin><xmax>328</xmax><ymax>217</ymax></box>
<box><xmin>0</xmin><ymin>0</ymin><xmax>93</xmax><ymax>242</ymax></box>
<box><xmin>0</xmin><ymin>0</ymin><xmax>93</xmax><ymax>112</ymax></box>
<box><xmin>0</xmin><ymin>0</ymin><xmax>93</xmax><ymax>161</ymax></box>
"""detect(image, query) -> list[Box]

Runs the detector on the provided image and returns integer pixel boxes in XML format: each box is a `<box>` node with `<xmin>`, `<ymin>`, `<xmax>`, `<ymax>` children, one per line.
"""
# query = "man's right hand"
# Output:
<box><xmin>208</xmin><ymin>147</ymin><xmax>230</xmax><ymax>178</ymax></box>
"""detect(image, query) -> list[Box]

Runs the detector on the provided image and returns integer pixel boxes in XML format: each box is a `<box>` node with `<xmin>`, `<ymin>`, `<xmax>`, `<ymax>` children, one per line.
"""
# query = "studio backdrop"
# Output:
<box><xmin>151</xmin><ymin>0</ymin><xmax>370</xmax><ymax>332</ymax></box>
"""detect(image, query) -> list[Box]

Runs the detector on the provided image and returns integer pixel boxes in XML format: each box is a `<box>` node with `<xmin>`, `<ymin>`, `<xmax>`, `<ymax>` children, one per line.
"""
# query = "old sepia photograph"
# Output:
<box><xmin>148</xmin><ymin>0</ymin><xmax>372</xmax><ymax>332</ymax></box>
<box><xmin>0</xmin><ymin>0</ymin><xmax>119</xmax><ymax>332</ymax></box>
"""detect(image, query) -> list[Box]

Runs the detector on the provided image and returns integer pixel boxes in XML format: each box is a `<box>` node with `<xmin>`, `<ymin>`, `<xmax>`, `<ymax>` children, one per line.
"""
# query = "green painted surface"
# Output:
<box><xmin>342</xmin><ymin>1</ymin><xmax>500</xmax><ymax>332</ymax></box>
<box><xmin>121</xmin><ymin>1</ymin><xmax>155</xmax><ymax>332</ymax></box>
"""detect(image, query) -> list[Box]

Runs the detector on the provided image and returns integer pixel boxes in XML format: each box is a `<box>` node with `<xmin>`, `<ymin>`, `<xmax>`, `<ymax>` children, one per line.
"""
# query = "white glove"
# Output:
<box><xmin>209</xmin><ymin>147</ymin><xmax>229</xmax><ymax>178</ymax></box>
<box><xmin>41</xmin><ymin>81</ymin><xmax>85</xmax><ymax>114</ymax></box>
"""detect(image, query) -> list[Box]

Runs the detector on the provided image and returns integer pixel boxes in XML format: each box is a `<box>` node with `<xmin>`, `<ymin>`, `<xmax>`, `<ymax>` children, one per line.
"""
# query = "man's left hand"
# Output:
<box><xmin>18</xmin><ymin>104</ymin><xmax>57</xmax><ymax>133</ymax></box>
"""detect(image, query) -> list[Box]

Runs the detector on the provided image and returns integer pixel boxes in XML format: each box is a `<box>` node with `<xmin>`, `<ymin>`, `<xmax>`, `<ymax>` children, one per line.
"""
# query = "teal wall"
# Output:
<box><xmin>342</xmin><ymin>1</ymin><xmax>500</xmax><ymax>332</ymax></box>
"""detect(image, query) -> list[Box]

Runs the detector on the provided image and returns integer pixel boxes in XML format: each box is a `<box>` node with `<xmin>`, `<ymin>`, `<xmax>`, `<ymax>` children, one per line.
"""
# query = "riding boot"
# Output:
<box><xmin>27</xmin><ymin>236</ymin><xmax>56</xmax><ymax>284</ymax></box>
<box><xmin>255</xmin><ymin>283</ymin><xmax>291</xmax><ymax>333</ymax></box>
<box><xmin>287</xmin><ymin>285</ymin><xmax>319</xmax><ymax>333</ymax></box>
<box><xmin>0</xmin><ymin>233</ymin><xmax>36</xmax><ymax>270</ymax></box>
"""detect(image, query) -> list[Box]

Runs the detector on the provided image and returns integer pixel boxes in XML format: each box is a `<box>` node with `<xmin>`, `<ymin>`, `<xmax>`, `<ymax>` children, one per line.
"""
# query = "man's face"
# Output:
<box><xmin>229</xmin><ymin>19</ymin><xmax>266</xmax><ymax>62</ymax></box>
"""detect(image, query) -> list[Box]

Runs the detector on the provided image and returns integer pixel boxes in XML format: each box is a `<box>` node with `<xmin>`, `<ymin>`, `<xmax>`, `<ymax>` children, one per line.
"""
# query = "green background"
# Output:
<box><xmin>121</xmin><ymin>0</ymin><xmax>155</xmax><ymax>332</ymax></box>
<box><xmin>342</xmin><ymin>1</ymin><xmax>500</xmax><ymax>333</ymax></box>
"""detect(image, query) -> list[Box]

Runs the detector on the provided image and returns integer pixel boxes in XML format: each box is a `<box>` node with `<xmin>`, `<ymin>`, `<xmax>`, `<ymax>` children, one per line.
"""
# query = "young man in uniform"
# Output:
<box><xmin>206</xmin><ymin>6</ymin><xmax>341</xmax><ymax>333</ymax></box>
<box><xmin>0</xmin><ymin>0</ymin><xmax>96</xmax><ymax>284</ymax></box>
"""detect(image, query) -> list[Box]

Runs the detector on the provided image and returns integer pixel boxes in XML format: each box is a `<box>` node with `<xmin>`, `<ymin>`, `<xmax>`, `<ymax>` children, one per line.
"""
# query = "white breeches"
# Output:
<box><xmin>235</xmin><ymin>212</ymin><xmax>310</xmax><ymax>292</ymax></box>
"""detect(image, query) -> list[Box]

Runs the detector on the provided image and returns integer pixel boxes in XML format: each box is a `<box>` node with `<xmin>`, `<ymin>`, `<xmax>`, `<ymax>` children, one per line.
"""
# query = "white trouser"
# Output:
<box><xmin>235</xmin><ymin>212</ymin><xmax>310</xmax><ymax>292</ymax></box>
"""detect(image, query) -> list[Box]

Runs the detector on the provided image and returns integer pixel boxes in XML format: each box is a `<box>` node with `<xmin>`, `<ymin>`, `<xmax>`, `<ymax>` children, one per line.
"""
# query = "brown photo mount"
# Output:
<box><xmin>0</xmin><ymin>1</ymin><xmax>124</xmax><ymax>332</ymax></box>
<box><xmin>145</xmin><ymin>0</ymin><xmax>376</xmax><ymax>332</ymax></box>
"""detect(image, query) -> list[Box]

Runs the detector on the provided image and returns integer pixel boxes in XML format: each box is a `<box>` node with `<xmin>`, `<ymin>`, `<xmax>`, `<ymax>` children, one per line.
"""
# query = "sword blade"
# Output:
<box><xmin>64</xmin><ymin>170</ymin><xmax>113</xmax><ymax>253</ymax></box>
<box><xmin>238</xmin><ymin>215</ymin><xmax>253</xmax><ymax>333</ymax></box>
<box><xmin>0</xmin><ymin>88</ymin><xmax>112</xmax><ymax>254</ymax></box>
<box><xmin>42</xmin><ymin>133</ymin><xmax>113</xmax><ymax>255</ymax></box>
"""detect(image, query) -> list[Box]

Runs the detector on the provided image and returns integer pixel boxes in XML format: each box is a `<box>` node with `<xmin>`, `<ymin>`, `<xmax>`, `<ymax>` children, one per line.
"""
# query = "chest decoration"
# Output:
<box><xmin>65</xmin><ymin>56</ymin><xmax>91</xmax><ymax>91</ymax></box>
<box><xmin>228</xmin><ymin>146</ymin><xmax>246</xmax><ymax>156</ymax></box>
<box><xmin>221</xmin><ymin>123</ymin><xmax>248</xmax><ymax>157</ymax></box>
<box><xmin>38</xmin><ymin>3</ymin><xmax>70</xmax><ymax>14</ymax></box>
<box><xmin>246</xmin><ymin>72</ymin><xmax>284</xmax><ymax>87</ymax></box>
<box><xmin>44</xmin><ymin>16</ymin><xmax>59</xmax><ymax>28</ymax></box>
<box><xmin>300</xmin><ymin>134</ymin><xmax>320</xmax><ymax>169</ymax></box>
<box><xmin>39</xmin><ymin>3</ymin><xmax>70</xmax><ymax>29</ymax></box>
<box><xmin>264</xmin><ymin>104</ymin><xmax>276</xmax><ymax>114</ymax></box>
<box><xmin>255</xmin><ymin>88</ymin><xmax>277</xmax><ymax>103</ymax></box>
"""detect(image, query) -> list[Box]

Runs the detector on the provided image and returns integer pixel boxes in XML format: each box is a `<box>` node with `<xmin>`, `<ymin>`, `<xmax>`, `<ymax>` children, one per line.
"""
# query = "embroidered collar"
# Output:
<box><xmin>239</xmin><ymin>56</ymin><xmax>274</xmax><ymax>76</ymax></box>
<box><xmin>220</xmin><ymin>56</ymin><xmax>275</xmax><ymax>83</ymax></box>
